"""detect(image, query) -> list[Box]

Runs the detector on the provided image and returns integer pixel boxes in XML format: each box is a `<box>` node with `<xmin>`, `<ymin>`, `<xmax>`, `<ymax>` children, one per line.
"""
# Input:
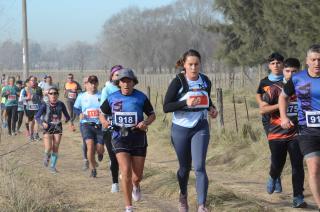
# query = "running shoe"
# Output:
<box><xmin>2</xmin><ymin>122</ymin><xmax>7</xmax><ymax>128</ymax></box>
<box><xmin>274</xmin><ymin>177</ymin><xmax>282</xmax><ymax>193</ymax></box>
<box><xmin>125</xmin><ymin>206</ymin><xmax>133</xmax><ymax>212</ymax></box>
<box><xmin>28</xmin><ymin>135</ymin><xmax>34</xmax><ymax>142</ymax></box>
<box><xmin>49</xmin><ymin>167</ymin><xmax>57</xmax><ymax>174</ymax></box>
<box><xmin>90</xmin><ymin>169</ymin><xmax>97</xmax><ymax>178</ymax></box>
<box><xmin>198</xmin><ymin>205</ymin><xmax>209</xmax><ymax>212</ymax></box>
<box><xmin>111</xmin><ymin>183</ymin><xmax>120</xmax><ymax>193</ymax></box>
<box><xmin>266</xmin><ymin>176</ymin><xmax>276</xmax><ymax>194</ymax></box>
<box><xmin>43</xmin><ymin>156</ymin><xmax>50</xmax><ymax>167</ymax></box>
<box><xmin>178</xmin><ymin>193</ymin><xmax>189</xmax><ymax>212</ymax></box>
<box><xmin>82</xmin><ymin>159</ymin><xmax>89</xmax><ymax>171</ymax></box>
<box><xmin>293</xmin><ymin>194</ymin><xmax>307</xmax><ymax>208</ymax></box>
<box><xmin>98</xmin><ymin>154</ymin><xmax>103</xmax><ymax>162</ymax></box>
<box><xmin>132</xmin><ymin>185</ymin><xmax>141</xmax><ymax>201</ymax></box>
<box><xmin>34</xmin><ymin>133</ymin><xmax>41</xmax><ymax>141</ymax></box>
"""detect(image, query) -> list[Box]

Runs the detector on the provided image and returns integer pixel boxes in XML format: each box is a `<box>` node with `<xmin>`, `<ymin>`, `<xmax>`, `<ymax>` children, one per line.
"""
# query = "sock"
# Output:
<box><xmin>50</xmin><ymin>152</ymin><xmax>58</xmax><ymax>168</ymax></box>
<box><xmin>44</xmin><ymin>150</ymin><xmax>51</xmax><ymax>159</ymax></box>
<box><xmin>25</xmin><ymin>123</ymin><xmax>29</xmax><ymax>131</ymax></box>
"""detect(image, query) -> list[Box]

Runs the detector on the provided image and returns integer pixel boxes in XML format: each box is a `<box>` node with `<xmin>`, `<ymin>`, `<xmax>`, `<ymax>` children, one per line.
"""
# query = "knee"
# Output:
<box><xmin>132</xmin><ymin>175</ymin><xmax>142</xmax><ymax>184</ymax></box>
<box><xmin>309</xmin><ymin>168</ymin><xmax>320</xmax><ymax>179</ymax></box>
<box><xmin>178</xmin><ymin>166</ymin><xmax>191</xmax><ymax>177</ymax></box>
<box><xmin>120</xmin><ymin>169</ymin><xmax>132</xmax><ymax>182</ymax></box>
<box><xmin>194</xmin><ymin>164</ymin><xmax>206</xmax><ymax>175</ymax></box>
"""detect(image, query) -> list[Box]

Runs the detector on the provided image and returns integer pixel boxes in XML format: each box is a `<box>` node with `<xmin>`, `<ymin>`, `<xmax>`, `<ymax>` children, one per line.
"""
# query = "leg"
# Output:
<box><xmin>50</xmin><ymin>134</ymin><xmax>62</xmax><ymax>169</ymax></box>
<box><xmin>105</xmin><ymin>131</ymin><xmax>119</xmax><ymax>183</ymax></box>
<box><xmin>43</xmin><ymin>133</ymin><xmax>53</xmax><ymax>167</ymax></box>
<box><xmin>17</xmin><ymin>111</ymin><xmax>24</xmax><ymax>131</ymax></box>
<box><xmin>171</xmin><ymin>124</ymin><xmax>192</xmax><ymax>196</ymax></box>
<box><xmin>6</xmin><ymin>106</ymin><xmax>13</xmax><ymax>134</ymax></box>
<box><xmin>269</xmin><ymin>140</ymin><xmax>288</xmax><ymax>179</ymax></box>
<box><xmin>11</xmin><ymin>106</ymin><xmax>17</xmax><ymax>133</ymax></box>
<box><xmin>116</xmin><ymin>152</ymin><xmax>133</xmax><ymax>207</ymax></box>
<box><xmin>190</xmin><ymin>121</ymin><xmax>210</xmax><ymax>205</ymax></box>
<box><xmin>131</xmin><ymin>156</ymin><xmax>146</xmax><ymax>187</ymax></box>
<box><xmin>86</xmin><ymin>139</ymin><xmax>96</xmax><ymax>169</ymax></box>
<box><xmin>305</xmin><ymin>156</ymin><xmax>320</xmax><ymax>208</ymax></box>
<box><xmin>288</xmin><ymin>139</ymin><xmax>305</xmax><ymax>197</ymax></box>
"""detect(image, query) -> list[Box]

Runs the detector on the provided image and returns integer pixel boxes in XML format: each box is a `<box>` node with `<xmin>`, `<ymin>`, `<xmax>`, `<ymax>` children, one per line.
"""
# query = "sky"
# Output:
<box><xmin>0</xmin><ymin>0</ymin><xmax>174</xmax><ymax>46</ymax></box>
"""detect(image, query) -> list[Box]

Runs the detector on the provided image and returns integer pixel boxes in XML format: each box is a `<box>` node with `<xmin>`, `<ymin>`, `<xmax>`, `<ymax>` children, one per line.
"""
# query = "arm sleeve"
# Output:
<box><xmin>62</xmin><ymin>103</ymin><xmax>71</xmax><ymax>122</ymax></box>
<box><xmin>73</xmin><ymin>95</ymin><xmax>82</xmax><ymax>115</ymax></box>
<box><xmin>205</xmin><ymin>77</ymin><xmax>215</xmax><ymax>109</ymax></box>
<box><xmin>100</xmin><ymin>99</ymin><xmax>112</xmax><ymax>115</ymax></box>
<box><xmin>163</xmin><ymin>78</ymin><xmax>187</xmax><ymax>113</ymax></box>
<box><xmin>283</xmin><ymin>79</ymin><xmax>295</xmax><ymax>96</ymax></box>
<box><xmin>143</xmin><ymin>97</ymin><xmax>155</xmax><ymax>116</ymax></box>
<box><xmin>256</xmin><ymin>80</ymin><xmax>264</xmax><ymax>94</ymax></box>
<box><xmin>35</xmin><ymin>104</ymin><xmax>46</xmax><ymax>124</ymax></box>
<box><xmin>100</xmin><ymin>87</ymin><xmax>108</xmax><ymax>106</ymax></box>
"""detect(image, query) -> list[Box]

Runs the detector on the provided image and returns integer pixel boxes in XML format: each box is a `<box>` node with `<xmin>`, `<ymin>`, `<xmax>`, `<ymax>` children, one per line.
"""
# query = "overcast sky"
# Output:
<box><xmin>0</xmin><ymin>0</ymin><xmax>174</xmax><ymax>46</ymax></box>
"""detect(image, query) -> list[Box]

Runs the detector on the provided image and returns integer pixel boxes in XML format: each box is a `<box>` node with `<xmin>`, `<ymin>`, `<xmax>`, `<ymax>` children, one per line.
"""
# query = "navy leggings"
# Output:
<box><xmin>171</xmin><ymin>119</ymin><xmax>210</xmax><ymax>205</ymax></box>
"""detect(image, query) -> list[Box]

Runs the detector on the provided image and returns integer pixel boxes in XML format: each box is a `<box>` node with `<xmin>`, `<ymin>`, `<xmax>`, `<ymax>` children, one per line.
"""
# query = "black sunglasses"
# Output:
<box><xmin>48</xmin><ymin>92</ymin><xmax>58</xmax><ymax>95</ymax></box>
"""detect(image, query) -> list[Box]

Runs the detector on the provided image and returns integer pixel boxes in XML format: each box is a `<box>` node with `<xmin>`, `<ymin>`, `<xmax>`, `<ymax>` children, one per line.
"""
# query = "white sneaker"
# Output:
<box><xmin>132</xmin><ymin>185</ymin><xmax>141</xmax><ymax>201</ymax></box>
<box><xmin>125</xmin><ymin>206</ymin><xmax>133</xmax><ymax>212</ymax></box>
<box><xmin>111</xmin><ymin>183</ymin><xmax>120</xmax><ymax>193</ymax></box>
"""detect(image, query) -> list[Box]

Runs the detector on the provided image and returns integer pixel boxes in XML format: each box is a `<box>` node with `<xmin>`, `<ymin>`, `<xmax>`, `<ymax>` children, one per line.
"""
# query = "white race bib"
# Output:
<box><xmin>68</xmin><ymin>92</ymin><xmax>77</xmax><ymax>99</ymax></box>
<box><xmin>287</xmin><ymin>101</ymin><xmax>298</xmax><ymax>117</ymax></box>
<box><xmin>85</xmin><ymin>109</ymin><xmax>100</xmax><ymax>119</ymax></box>
<box><xmin>8</xmin><ymin>95</ymin><xmax>16</xmax><ymax>100</ymax></box>
<box><xmin>50</xmin><ymin>114</ymin><xmax>61</xmax><ymax>124</ymax></box>
<box><xmin>27</xmin><ymin>104</ymin><xmax>39</xmax><ymax>111</ymax></box>
<box><xmin>306</xmin><ymin>111</ymin><xmax>320</xmax><ymax>127</ymax></box>
<box><xmin>188</xmin><ymin>92</ymin><xmax>209</xmax><ymax>109</ymax></box>
<box><xmin>114</xmin><ymin>112</ymin><xmax>138</xmax><ymax>127</ymax></box>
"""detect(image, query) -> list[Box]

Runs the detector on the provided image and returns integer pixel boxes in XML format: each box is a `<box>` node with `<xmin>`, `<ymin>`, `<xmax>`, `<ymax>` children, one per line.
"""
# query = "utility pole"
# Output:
<box><xmin>22</xmin><ymin>0</ymin><xmax>29</xmax><ymax>80</ymax></box>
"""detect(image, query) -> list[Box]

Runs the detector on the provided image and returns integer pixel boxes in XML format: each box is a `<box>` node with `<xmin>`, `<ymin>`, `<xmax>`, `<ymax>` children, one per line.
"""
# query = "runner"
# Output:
<box><xmin>279</xmin><ymin>44</ymin><xmax>320</xmax><ymax>211</ymax></box>
<box><xmin>100</xmin><ymin>65</ymin><xmax>123</xmax><ymax>192</ymax></box>
<box><xmin>1</xmin><ymin>86</ymin><xmax>7</xmax><ymax>129</ymax></box>
<box><xmin>163</xmin><ymin>49</ymin><xmax>218</xmax><ymax>212</ymax></box>
<box><xmin>41</xmin><ymin>75</ymin><xmax>57</xmax><ymax>103</ymax></box>
<box><xmin>261</xmin><ymin>58</ymin><xmax>306</xmax><ymax>207</ymax></box>
<box><xmin>35</xmin><ymin>87</ymin><xmax>70</xmax><ymax>173</ymax></box>
<box><xmin>20</xmin><ymin>76</ymin><xmax>43</xmax><ymax>141</ymax></box>
<box><xmin>16</xmin><ymin>80</ymin><xmax>24</xmax><ymax>133</ymax></box>
<box><xmin>100</xmin><ymin>68</ymin><xmax>156</xmax><ymax>212</ymax></box>
<box><xmin>64</xmin><ymin>73</ymin><xmax>82</xmax><ymax>131</ymax></box>
<box><xmin>256</xmin><ymin>52</ymin><xmax>284</xmax><ymax>193</ymax></box>
<box><xmin>74</xmin><ymin>75</ymin><xmax>104</xmax><ymax>177</ymax></box>
<box><xmin>1</xmin><ymin>76</ymin><xmax>19</xmax><ymax>136</ymax></box>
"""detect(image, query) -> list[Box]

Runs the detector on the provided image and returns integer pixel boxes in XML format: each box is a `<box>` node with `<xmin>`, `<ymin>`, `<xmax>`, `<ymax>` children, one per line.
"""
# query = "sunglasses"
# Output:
<box><xmin>48</xmin><ymin>92</ymin><xmax>58</xmax><ymax>95</ymax></box>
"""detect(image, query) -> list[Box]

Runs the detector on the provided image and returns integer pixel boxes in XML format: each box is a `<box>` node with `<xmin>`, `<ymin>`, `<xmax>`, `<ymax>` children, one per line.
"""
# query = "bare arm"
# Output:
<box><xmin>256</xmin><ymin>93</ymin><xmax>278</xmax><ymax>115</ymax></box>
<box><xmin>279</xmin><ymin>92</ymin><xmax>292</xmax><ymax>129</ymax></box>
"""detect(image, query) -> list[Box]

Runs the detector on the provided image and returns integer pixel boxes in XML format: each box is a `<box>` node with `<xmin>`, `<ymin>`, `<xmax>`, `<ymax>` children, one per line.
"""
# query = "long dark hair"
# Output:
<box><xmin>182</xmin><ymin>49</ymin><xmax>201</xmax><ymax>64</ymax></box>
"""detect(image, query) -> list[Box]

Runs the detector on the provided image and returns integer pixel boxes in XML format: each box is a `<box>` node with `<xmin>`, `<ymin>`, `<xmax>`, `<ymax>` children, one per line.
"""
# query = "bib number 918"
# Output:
<box><xmin>306</xmin><ymin>111</ymin><xmax>320</xmax><ymax>127</ymax></box>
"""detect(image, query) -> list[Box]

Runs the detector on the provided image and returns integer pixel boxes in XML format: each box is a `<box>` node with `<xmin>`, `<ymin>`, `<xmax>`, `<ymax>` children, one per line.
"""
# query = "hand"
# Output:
<box><xmin>187</xmin><ymin>96</ymin><xmax>200</xmax><ymax>107</ymax></box>
<box><xmin>209</xmin><ymin>107</ymin><xmax>218</xmax><ymax>119</ymax></box>
<box><xmin>102</xmin><ymin>120</ymin><xmax>110</xmax><ymax>129</ymax></box>
<box><xmin>135</xmin><ymin>121</ymin><xmax>148</xmax><ymax>131</ymax></box>
<box><xmin>42</xmin><ymin>123</ymin><xmax>48</xmax><ymax>129</ymax></box>
<box><xmin>281</xmin><ymin>116</ymin><xmax>294</xmax><ymax>129</ymax></box>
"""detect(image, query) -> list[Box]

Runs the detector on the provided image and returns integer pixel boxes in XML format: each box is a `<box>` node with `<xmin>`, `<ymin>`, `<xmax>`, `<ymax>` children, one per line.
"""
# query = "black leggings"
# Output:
<box><xmin>6</xmin><ymin>106</ymin><xmax>18</xmax><ymax>134</ymax></box>
<box><xmin>17</xmin><ymin>111</ymin><xmax>24</xmax><ymax>131</ymax></box>
<box><xmin>104</xmin><ymin>130</ymin><xmax>119</xmax><ymax>184</ymax></box>
<box><xmin>66</xmin><ymin>100</ymin><xmax>76</xmax><ymax>124</ymax></box>
<box><xmin>269</xmin><ymin>139</ymin><xmax>304</xmax><ymax>197</ymax></box>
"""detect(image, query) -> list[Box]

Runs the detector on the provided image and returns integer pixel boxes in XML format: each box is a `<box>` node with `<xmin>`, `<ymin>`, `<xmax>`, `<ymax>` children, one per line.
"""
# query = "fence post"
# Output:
<box><xmin>244</xmin><ymin>96</ymin><xmax>250</xmax><ymax>121</ymax></box>
<box><xmin>216</xmin><ymin>88</ymin><xmax>224</xmax><ymax>128</ymax></box>
<box><xmin>233</xmin><ymin>93</ymin><xmax>239</xmax><ymax>133</ymax></box>
<box><xmin>147</xmin><ymin>86</ymin><xmax>151</xmax><ymax>101</ymax></box>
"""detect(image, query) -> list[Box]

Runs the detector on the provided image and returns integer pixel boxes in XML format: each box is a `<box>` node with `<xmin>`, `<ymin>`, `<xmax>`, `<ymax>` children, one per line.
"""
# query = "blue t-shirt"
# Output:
<box><xmin>284</xmin><ymin>69</ymin><xmax>320</xmax><ymax>136</ymax></box>
<box><xmin>100</xmin><ymin>81</ymin><xmax>119</xmax><ymax>106</ymax></box>
<box><xmin>74</xmin><ymin>91</ymin><xmax>101</xmax><ymax>124</ymax></box>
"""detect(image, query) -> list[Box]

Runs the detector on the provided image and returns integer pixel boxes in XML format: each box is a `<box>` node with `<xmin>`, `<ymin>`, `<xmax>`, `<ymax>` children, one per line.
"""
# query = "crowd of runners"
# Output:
<box><xmin>0</xmin><ymin>45</ymin><xmax>320</xmax><ymax>212</ymax></box>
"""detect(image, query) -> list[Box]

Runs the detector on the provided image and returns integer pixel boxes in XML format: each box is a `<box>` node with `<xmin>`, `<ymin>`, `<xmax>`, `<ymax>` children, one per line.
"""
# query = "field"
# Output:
<box><xmin>0</xmin><ymin>72</ymin><xmax>317</xmax><ymax>211</ymax></box>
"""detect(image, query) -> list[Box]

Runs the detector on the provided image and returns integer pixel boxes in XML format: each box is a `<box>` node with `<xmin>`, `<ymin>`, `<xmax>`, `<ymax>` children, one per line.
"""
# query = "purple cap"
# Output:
<box><xmin>110</xmin><ymin>65</ymin><xmax>123</xmax><ymax>77</ymax></box>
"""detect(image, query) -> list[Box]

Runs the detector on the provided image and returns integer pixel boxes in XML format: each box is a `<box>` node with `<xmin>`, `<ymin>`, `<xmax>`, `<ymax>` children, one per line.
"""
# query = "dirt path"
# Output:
<box><xmin>0</xmin><ymin>127</ymin><xmax>317</xmax><ymax>211</ymax></box>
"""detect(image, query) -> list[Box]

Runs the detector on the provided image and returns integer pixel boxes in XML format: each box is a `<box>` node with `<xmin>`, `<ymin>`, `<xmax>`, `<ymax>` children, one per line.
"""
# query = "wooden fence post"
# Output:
<box><xmin>233</xmin><ymin>93</ymin><xmax>239</xmax><ymax>133</ymax></box>
<box><xmin>147</xmin><ymin>86</ymin><xmax>151</xmax><ymax>101</ymax></box>
<box><xmin>216</xmin><ymin>88</ymin><xmax>224</xmax><ymax>128</ymax></box>
<box><xmin>244</xmin><ymin>96</ymin><xmax>250</xmax><ymax>121</ymax></box>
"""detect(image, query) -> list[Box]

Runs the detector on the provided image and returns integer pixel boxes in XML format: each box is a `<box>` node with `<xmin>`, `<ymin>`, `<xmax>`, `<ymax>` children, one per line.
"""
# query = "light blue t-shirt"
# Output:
<box><xmin>100</xmin><ymin>81</ymin><xmax>119</xmax><ymax>106</ymax></box>
<box><xmin>74</xmin><ymin>91</ymin><xmax>101</xmax><ymax>124</ymax></box>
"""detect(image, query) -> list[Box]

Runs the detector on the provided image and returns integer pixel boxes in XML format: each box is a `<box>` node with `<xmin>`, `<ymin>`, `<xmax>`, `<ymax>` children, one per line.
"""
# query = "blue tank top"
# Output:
<box><xmin>290</xmin><ymin>70</ymin><xmax>320</xmax><ymax>135</ymax></box>
<box><xmin>74</xmin><ymin>91</ymin><xmax>101</xmax><ymax>124</ymax></box>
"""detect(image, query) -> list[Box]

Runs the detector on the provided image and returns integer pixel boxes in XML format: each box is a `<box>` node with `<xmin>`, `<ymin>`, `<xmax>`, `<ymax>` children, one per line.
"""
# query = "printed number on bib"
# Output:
<box><xmin>68</xmin><ymin>92</ymin><xmax>77</xmax><ymax>99</ymax></box>
<box><xmin>188</xmin><ymin>93</ymin><xmax>209</xmax><ymax>109</ymax></box>
<box><xmin>86</xmin><ymin>109</ymin><xmax>99</xmax><ymax>119</ymax></box>
<box><xmin>27</xmin><ymin>104</ymin><xmax>39</xmax><ymax>110</ymax></box>
<box><xmin>306</xmin><ymin>111</ymin><xmax>320</xmax><ymax>127</ymax></box>
<box><xmin>8</xmin><ymin>95</ymin><xmax>16</xmax><ymax>100</ymax></box>
<box><xmin>114</xmin><ymin>112</ymin><xmax>137</xmax><ymax>127</ymax></box>
<box><xmin>287</xmin><ymin>102</ymin><xmax>298</xmax><ymax>117</ymax></box>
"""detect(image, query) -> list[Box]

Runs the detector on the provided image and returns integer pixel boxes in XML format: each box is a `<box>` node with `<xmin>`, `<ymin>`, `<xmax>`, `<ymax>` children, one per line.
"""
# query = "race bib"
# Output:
<box><xmin>50</xmin><ymin>114</ymin><xmax>61</xmax><ymax>124</ymax></box>
<box><xmin>8</xmin><ymin>95</ymin><xmax>16</xmax><ymax>100</ymax></box>
<box><xmin>188</xmin><ymin>93</ymin><xmax>209</xmax><ymax>109</ymax></box>
<box><xmin>287</xmin><ymin>101</ymin><xmax>298</xmax><ymax>117</ymax></box>
<box><xmin>27</xmin><ymin>104</ymin><xmax>39</xmax><ymax>111</ymax></box>
<box><xmin>68</xmin><ymin>92</ymin><xmax>77</xmax><ymax>99</ymax></box>
<box><xmin>85</xmin><ymin>109</ymin><xmax>99</xmax><ymax>119</ymax></box>
<box><xmin>306</xmin><ymin>111</ymin><xmax>320</xmax><ymax>127</ymax></box>
<box><xmin>114</xmin><ymin>112</ymin><xmax>138</xmax><ymax>127</ymax></box>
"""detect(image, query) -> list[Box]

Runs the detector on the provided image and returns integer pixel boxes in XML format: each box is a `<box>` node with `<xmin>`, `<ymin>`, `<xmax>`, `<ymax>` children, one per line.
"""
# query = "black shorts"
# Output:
<box><xmin>298</xmin><ymin>135</ymin><xmax>320</xmax><ymax>158</ymax></box>
<box><xmin>24</xmin><ymin>107</ymin><xmax>37</xmax><ymax>119</ymax></box>
<box><xmin>81</xmin><ymin>123</ymin><xmax>104</xmax><ymax>145</ymax></box>
<box><xmin>43</xmin><ymin>123</ymin><xmax>63</xmax><ymax>135</ymax></box>
<box><xmin>112</xmin><ymin>130</ymin><xmax>147</xmax><ymax>157</ymax></box>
